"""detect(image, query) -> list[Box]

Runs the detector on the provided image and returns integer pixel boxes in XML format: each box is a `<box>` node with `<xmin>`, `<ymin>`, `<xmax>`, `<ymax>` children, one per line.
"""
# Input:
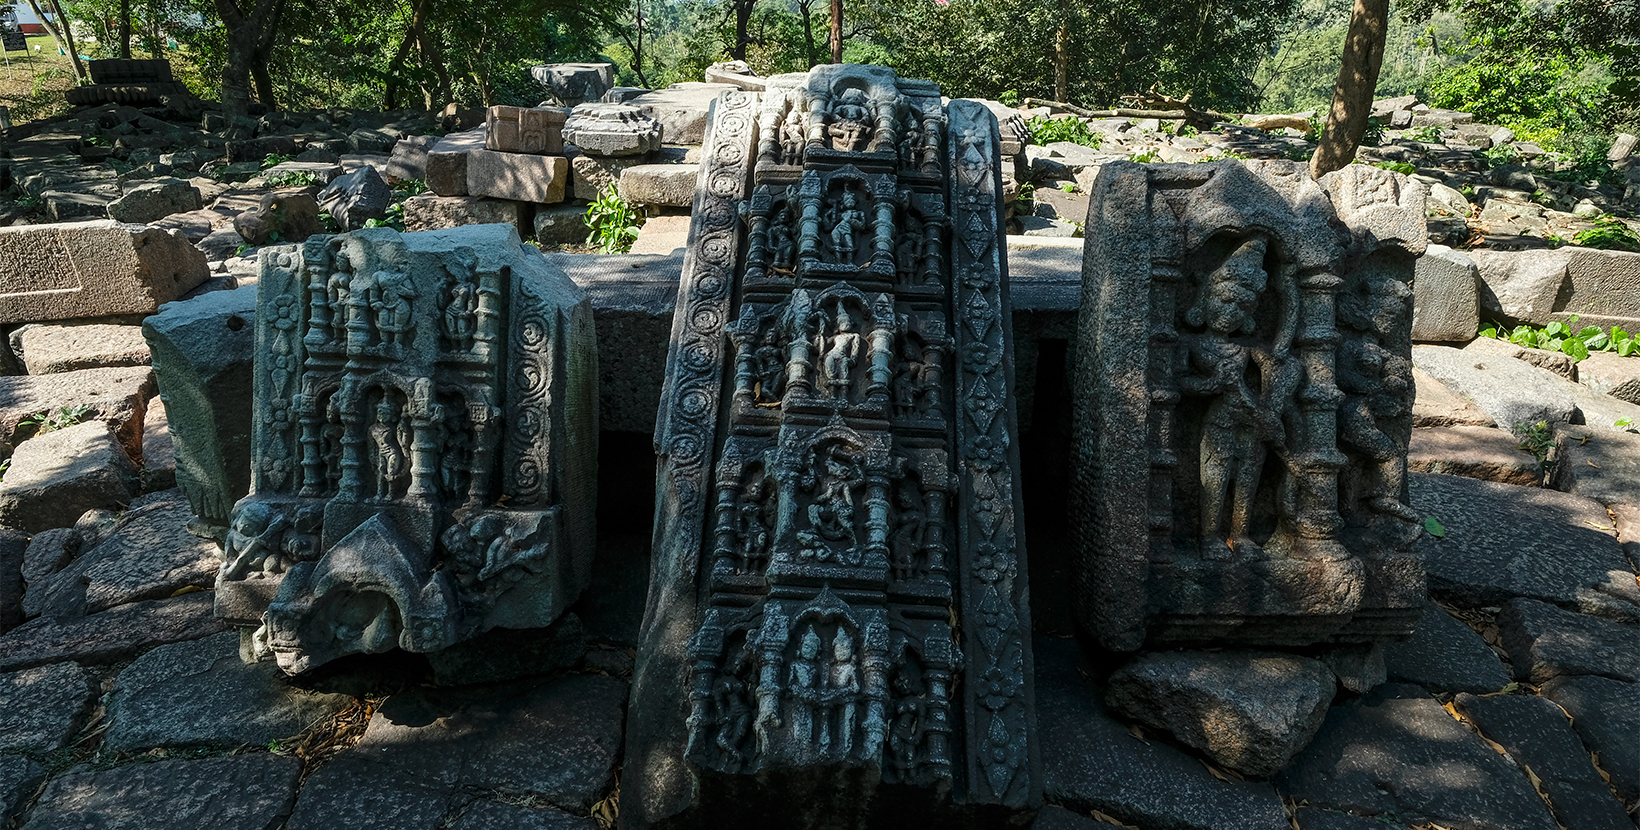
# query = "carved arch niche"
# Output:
<box><xmin>784</xmin><ymin>284</ymin><xmax>897</xmax><ymax>414</ymax></box>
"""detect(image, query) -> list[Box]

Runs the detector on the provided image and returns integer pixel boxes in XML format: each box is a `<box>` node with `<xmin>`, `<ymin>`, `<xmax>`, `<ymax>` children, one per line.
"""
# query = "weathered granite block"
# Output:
<box><xmin>223</xmin><ymin>224</ymin><xmax>597</xmax><ymax>675</ymax></box>
<box><xmin>17</xmin><ymin>324</ymin><xmax>151</xmax><ymax>374</ymax></box>
<box><xmin>626</xmin><ymin>84</ymin><xmax>739</xmax><ymax>145</ymax></box>
<box><xmin>143</xmin><ymin>285</ymin><xmax>257</xmax><ymax>530</ymax></box>
<box><xmin>0</xmin><ymin>421</ymin><xmax>140</xmax><ymax>533</ymax></box>
<box><xmin>562</xmin><ymin>103</ymin><xmax>663</xmax><ymax>157</ymax></box>
<box><xmin>486</xmin><ymin>106</ymin><xmax>569</xmax><ymax>155</ymax></box>
<box><xmin>401</xmin><ymin>195</ymin><xmax>527</xmax><ymax>234</ymax></box>
<box><xmin>624</xmin><ymin>65</ymin><xmax>1040</xmax><ymax>828</ymax></box>
<box><xmin>0</xmin><ymin>221</ymin><xmax>209</xmax><ymax>325</ymax></box>
<box><xmin>1072</xmin><ymin>160</ymin><xmax>1429</xmax><ymax>650</ymax></box>
<box><xmin>465</xmin><ymin>149</ymin><xmax>568</xmax><ymax>204</ymax></box>
<box><xmin>617</xmin><ymin>163</ymin><xmax>699</xmax><ymax>207</ymax></box>
<box><xmin>530</xmin><ymin>63</ymin><xmax>614</xmax><ymax>107</ymax></box>
<box><xmin>1472</xmin><ymin>247</ymin><xmax>1640</xmax><ymax>330</ymax></box>
<box><xmin>426</xmin><ymin>127</ymin><xmax>487</xmax><ymax>197</ymax></box>
<box><xmin>1411</xmin><ymin>244</ymin><xmax>1479</xmax><ymax>342</ymax></box>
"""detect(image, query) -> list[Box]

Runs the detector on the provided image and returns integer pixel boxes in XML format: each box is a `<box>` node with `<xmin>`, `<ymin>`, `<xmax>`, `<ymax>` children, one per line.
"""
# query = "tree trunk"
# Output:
<box><xmin>1311</xmin><ymin>0</ymin><xmax>1389</xmax><ymax>177</ymax></box>
<box><xmin>23</xmin><ymin>0</ymin><xmax>85</xmax><ymax>81</ymax></box>
<box><xmin>1054</xmin><ymin>10</ymin><xmax>1069</xmax><ymax>103</ymax></box>
<box><xmin>250</xmin><ymin>56</ymin><xmax>274</xmax><ymax>107</ymax></box>
<box><xmin>384</xmin><ymin>0</ymin><xmax>433</xmax><ymax>111</ymax></box>
<box><xmin>828</xmin><ymin>0</ymin><xmax>841</xmax><ymax>63</ymax></box>
<box><xmin>731</xmin><ymin>0</ymin><xmax>753</xmax><ymax>62</ymax></box>
<box><xmin>42</xmin><ymin>0</ymin><xmax>86</xmax><ymax>82</ymax></box>
<box><xmin>798</xmin><ymin>0</ymin><xmax>818</xmax><ymax>67</ymax></box>
<box><xmin>118</xmin><ymin>0</ymin><xmax>132</xmax><ymax>58</ymax></box>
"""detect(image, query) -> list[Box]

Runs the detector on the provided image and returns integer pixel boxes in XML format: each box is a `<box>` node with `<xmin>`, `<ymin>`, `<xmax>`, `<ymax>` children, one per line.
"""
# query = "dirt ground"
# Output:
<box><xmin>0</xmin><ymin>35</ymin><xmax>78</xmax><ymax>123</ymax></box>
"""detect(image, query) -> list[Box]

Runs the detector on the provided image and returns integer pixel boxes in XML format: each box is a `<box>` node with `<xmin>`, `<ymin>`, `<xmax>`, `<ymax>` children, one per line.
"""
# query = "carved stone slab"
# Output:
<box><xmin>624</xmin><ymin>64</ymin><xmax>1039</xmax><ymax>827</ymax></box>
<box><xmin>218</xmin><ymin>224</ymin><xmax>598</xmax><ymax>674</ymax></box>
<box><xmin>485</xmin><ymin>106</ymin><xmax>570</xmax><ymax>155</ymax></box>
<box><xmin>1071</xmin><ymin>160</ymin><xmax>1429</xmax><ymax>651</ymax></box>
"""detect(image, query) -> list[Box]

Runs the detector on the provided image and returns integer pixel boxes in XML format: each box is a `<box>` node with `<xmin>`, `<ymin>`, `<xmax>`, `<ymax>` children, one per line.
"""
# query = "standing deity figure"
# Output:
<box><xmin>827</xmin><ymin>190</ymin><xmax>868</xmax><ymax>265</ymax></box>
<box><xmin>1177</xmin><ymin>235</ymin><xmax>1300</xmax><ymax>559</ymax></box>
<box><xmin>780</xmin><ymin>110</ymin><xmax>807</xmax><ymax>165</ymax></box>
<box><xmin>713</xmin><ymin>645</ymin><xmax>754</xmax><ymax>763</ymax></box>
<box><xmin>828</xmin><ymin>629</ymin><xmax>860</xmax><ymax>755</ymax></box>
<box><xmin>802</xmin><ymin>445</ymin><xmax>863</xmax><ymax>557</ymax></box>
<box><xmin>1337</xmin><ymin>273</ymin><xmax>1420</xmax><ymax>524</ymax></box>
<box><xmin>373</xmin><ymin>270</ymin><xmax>417</xmax><ymax>348</ymax></box>
<box><xmin>899</xmin><ymin>117</ymin><xmax>922</xmax><ymax>171</ymax></box>
<box><xmin>326</xmin><ymin>266</ymin><xmax>351</xmax><ymax>341</ymax></box>
<box><xmin>369</xmin><ymin>398</ymin><xmax>409</xmax><ymax>501</ymax></box>
<box><xmin>789</xmin><ymin>627</ymin><xmax>824</xmax><ymax>745</ymax></box>
<box><xmin>443</xmin><ymin>279</ymin><xmax>478</xmax><ymax>351</ymax></box>
<box><xmin>770</xmin><ymin>199</ymin><xmax>799</xmax><ymax>274</ymax></box>
<box><xmin>890</xmin><ymin>484</ymin><xmax>926</xmax><ymax>579</ymax></box>
<box><xmin>736</xmin><ymin>478</ymin><xmax>774</xmax><ymax>573</ymax></box>
<box><xmin>892</xmin><ymin>341</ymin><xmax>925</xmax><ymax>417</ymax></box>
<box><xmin>827</xmin><ymin>88</ymin><xmax>873</xmax><ymax>152</ymax></box>
<box><xmin>896</xmin><ymin>217</ymin><xmax>923</xmax><ymax>284</ymax></box>
<box><xmin>887</xmin><ymin>671</ymin><xmax>924</xmax><ymax>776</ymax></box>
<box><xmin>819</xmin><ymin>306</ymin><xmax>863</xmax><ymax>399</ymax></box>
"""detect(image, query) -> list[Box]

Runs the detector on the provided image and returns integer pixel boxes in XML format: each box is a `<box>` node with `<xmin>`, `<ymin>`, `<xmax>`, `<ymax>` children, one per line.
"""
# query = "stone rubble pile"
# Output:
<box><xmin>0</xmin><ymin>62</ymin><xmax>1636</xmax><ymax>830</ymax></box>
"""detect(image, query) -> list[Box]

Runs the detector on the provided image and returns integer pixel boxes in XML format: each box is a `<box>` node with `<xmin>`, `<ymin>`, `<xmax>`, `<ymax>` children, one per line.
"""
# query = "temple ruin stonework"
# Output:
<box><xmin>623</xmin><ymin>64</ymin><xmax>1040</xmax><ymax>827</ymax></box>
<box><xmin>217</xmin><ymin>224</ymin><xmax>598</xmax><ymax>674</ymax></box>
<box><xmin>1071</xmin><ymin>160</ymin><xmax>1430</xmax><ymax>651</ymax></box>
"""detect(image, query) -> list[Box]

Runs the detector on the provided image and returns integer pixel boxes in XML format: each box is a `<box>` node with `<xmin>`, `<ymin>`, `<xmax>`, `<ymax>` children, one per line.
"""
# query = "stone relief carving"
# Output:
<box><xmin>1071</xmin><ymin>159</ymin><xmax>1428</xmax><ymax>652</ymax></box>
<box><xmin>217</xmin><ymin>224</ymin><xmax>598</xmax><ymax>674</ymax></box>
<box><xmin>624</xmin><ymin>64</ymin><xmax>1040</xmax><ymax>828</ymax></box>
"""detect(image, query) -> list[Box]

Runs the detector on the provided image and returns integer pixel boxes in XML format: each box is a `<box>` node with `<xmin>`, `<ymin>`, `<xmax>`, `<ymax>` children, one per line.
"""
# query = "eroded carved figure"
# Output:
<box><xmin>624</xmin><ymin>63</ymin><xmax>1040</xmax><ymax>828</ymax></box>
<box><xmin>1071</xmin><ymin>159</ymin><xmax>1429</xmax><ymax>651</ymax></box>
<box><xmin>217</xmin><ymin>224</ymin><xmax>598</xmax><ymax>675</ymax></box>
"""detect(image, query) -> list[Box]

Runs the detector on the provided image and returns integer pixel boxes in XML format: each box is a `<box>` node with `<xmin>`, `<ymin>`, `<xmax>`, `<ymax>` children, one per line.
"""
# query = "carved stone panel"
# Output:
<box><xmin>218</xmin><ymin>224</ymin><xmax>598</xmax><ymax>674</ymax></box>
<box><xmin>625</xmin><ymin>64</ymin><xmax>1038</xmax><ymax>828</ymax></box>
<box><xmin>1070</xmin><ymin>159</ymin><xmax>1428</xmax><ymax>652</ymax></box>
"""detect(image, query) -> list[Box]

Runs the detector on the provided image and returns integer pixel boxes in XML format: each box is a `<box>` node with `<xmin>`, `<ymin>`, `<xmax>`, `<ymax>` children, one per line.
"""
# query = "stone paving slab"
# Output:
<box><xmin>0</xmin><ymin>529</ymin><xmax>23</xmax><ymax>634</ymax></box>
<box><xmin>1275</xmin><ymin>684</ymin><xmax>1558</xmax><ymax>830</ymax></box>
<box><xmin>1549</xmin><ymin>425</ymin><xmax>1640</xmax><ymax>508</ymax></box>
<box><xmin>0</xmin><ymin>756</ymin><xmax>46</xmax><ymax>826</ymax></box>
<box><xmin>22</xmin><ymin>489</ymin><xmax>217</xmax><ymax>619</ymax></box>
<box><xmin>104</xmin><ymin>631</ymin><xmax>354</xmax><ymax>753</ymax></box>
<box><xmin>16</xmin><ymin>325</ymin><xmax>151</xmax><ymax>375</ymax></box>
<box><xmin>0</xmin><ymin>662</ymin><xmax>98</xmax><ymax>753</ymax></box>
<box><xmin>1412</xmin><ymin>345</ymin><xmax>1578</xmax><ymax>434</ymax></box>
<box><xmin>1382</xmin><ymin>601</ymin><xmax>1512</xmax><ymax>694</ymax></box>
<box><xmin>1408</xmin><ymin>425</ymin><xmax>1540</xmax><ymax>485</ymax></box>
<box><xmin>1035</xmin><ymin>637</ymin><xmax>1289</xmax><ymax>830</ymax></box>
<box><xmin>0</xmin><ymin>366</ymin><xmax>156</xmax><ymax>462</ymax></box>
<box><xmin>1454</xmin><ymin>692</ymin><xmax>1634</xmax><ymax>830</ymax></box>
<box><xmin>449</xmin><ymin>801</ymin><xmax>598</xmax><ymax>830</ymax></box>
<box><xmin>20</xmin><ymin>753</ymin><xmax>300</xmax><ymax>830</ymax></box>
<box><xmin>1539</xmin><ymin>674</ymin><xmax>1640</xmax><ymax>803</ymax></box>
<box><xmin>1411</xmin><ymin>472</ymin><xmax>1640</xmax><ymax>621</ymax></box>
<box><xmin>1499</xmin><ymin>597</ymin><xmax>1640</xmax><ymax>684</ymax></box>
<box><xmin>0</xmin><ymin>591</ymin><xmax>227</xmax><ymax>672</ymax></box>
<box><xmin>285</xmin><ymin>673</ymin><xmax>627</xmax><ymax>830</ymax></box>
<box><xmin>0</xmin><ymin>421</ymin><xmax>140</xmax><ymax>535</ymax></box>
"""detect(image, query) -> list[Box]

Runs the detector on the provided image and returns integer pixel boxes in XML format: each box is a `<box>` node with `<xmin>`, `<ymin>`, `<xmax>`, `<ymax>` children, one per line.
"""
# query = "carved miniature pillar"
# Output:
<box><xmin>729</xmin><ymin>307</ymin><xmax>762</xmax><ymax>407</ymax></box>
<box><xmin>923</xmin><ymin>634</ymin><xmax>954</xmax><ymax>772</ymax></box>
<box><xmin>408</xmin><ymin>419</ymin><xmax>439</xmax><ymax>499</ymax></box>
<box><xmin>923</xmin><ymin>482</ymin><xmax>950</xmax><ymax>577</ymax></box>
<box><xmin>1291</xmin><ymin>270</ymin><xmax>1349</xmax><ymax>558</ymax></box>
<box><xmin>345</xmin><ymin>281</ymin><xmax>372</xmax><ymax>355</ymax></box>
<box><xmin>870</xmin><ymin>100</ymin><xmax>895</xmax><ymax>153</ymax></box>
<box><xmin>867</xmin><ymin>303</ymin><xmax>895</xmax><ymax>401</ymax></box>
<box><xmin>711</xmin><ymin>475</ymin><xmax>741</xmax><ymax>572</ymax></box>
<box><xmin>860</xmin><ymin>621</ymin><xmax>891</xmax><ymax>755</ymax></box>
<box><xmin>753</xmin><ymin>613</ymin><xmax>790</xmax><ymax>756</ymax></box>
<box><xmin>465</xmin><ymin>402</ymin><xmax>495</xmax><ymax>508</ymax></box>
<box><xmin>806</xmin><ymin>100</ymin><xmax>829</xmax><ymax>150</ymax></box>
<box><xmin>757</xmin><ymin>102</ymin><xmax>782</xmax><ymax>167</ymax></box>
<box><xmin>335</xmin><ymin>384</ymin><xmax>365</xmax><ymax>501</ymax></box>
<box><xmin>864</xmin><ymin>472</ymin><xmax>891</xmax><ymax>570</ymax></box>
<box><xmin>872</xmin><ymin>180</ymin><xmax>898</xmax><ymax>263</ymax></box>
<box><xmin>474</xmin><ymin>270</ymin><xmax>503</xmax><ymax>359</ymax></box>
<box><xmin>305</xmin><ymin>263</ymin><xmax>330</xmax><ymax>348</ymax></box>
<box><xmin>797</xmin><ymin>173</ymin><xmax>824</xmax><ymax>273</ymax></box>
<box><xmin>684</xmin><ymin>626</ymin><xmax>722</xmax><ymax>762</ymax></box>
<box><xmin>743</xmin><ymin>189</ymin><xmax>773</xmax><ymax>281</ymax></box>
<box><xmin>297</xmin><ymin>388</ymin><xmax>325</xmax><ymax>497</ymax></box>
<box><xmin>922</xmin><ymin>216</ymin><xmax>946</xmax><ymax>283</ymax></box>
<box><xmin>786</xmin><ymin>292</ymin><xmax>816</xmax><ymax>398</ymax></box>
<box><xmin>920</xmin><ymin>115</ymin><xmax>945</xmax><ymax>177</ymax></box>
<box><xmin>1147</xmin><ymin>261</ymin><xmax>1185</xmax><ymax>539</ymax></box>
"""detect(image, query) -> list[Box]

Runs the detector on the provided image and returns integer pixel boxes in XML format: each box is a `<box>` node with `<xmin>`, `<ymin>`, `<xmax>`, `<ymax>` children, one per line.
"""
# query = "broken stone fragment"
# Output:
<box><xmin>562</xmin><ymin>103</ymin><xmax>663</xmax><ymax>157</ymax></box>
<box><xmin>0</xmin><ymin>220</ymin><xmax>209</xmax><ymax>325</ymax></box>
<box><xmin>0</xmin><ymin>421</ymin><xmax>140</xmax><ymax>534</ymax></box>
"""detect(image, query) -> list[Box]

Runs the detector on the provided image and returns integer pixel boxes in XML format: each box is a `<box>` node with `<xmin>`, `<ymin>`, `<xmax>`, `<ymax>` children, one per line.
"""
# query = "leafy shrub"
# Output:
<box><xmin>1027</xmin><ymin>115</ymin><xmax>1102</xmax><ymax>149</ymax></box>
<box><xmin>1480</xmin><ymin>314</ymin><xmax>1640</xmax><ymax>360</ymax></box>
<box><xmin>1572</xmin><ymin>218</ymin><xmax>1640</xmax><ymax>252</ymax></box>
<box><xmin>264</xmin><ymin>170</ymin><xmax>322</xmax><ymax>189</ymax></box>
<box><xmin>1374</xmin><ymin>160</ymin><xmax>1417</xmax><ymax>175</ymax></box>
<box><xmin>261</xmin><ymin>153</ymin><xmax>294</xmax><ymax>169</ymax></box>
<box><xmin>1407</xmin><ymin>126</ymin><xmax>1444</xmax><ymax>143</ymax></box>
<box><xmin>584</xmin><ymin>184</ymin><xmax>644</xmax><ymax>253</ymax></box>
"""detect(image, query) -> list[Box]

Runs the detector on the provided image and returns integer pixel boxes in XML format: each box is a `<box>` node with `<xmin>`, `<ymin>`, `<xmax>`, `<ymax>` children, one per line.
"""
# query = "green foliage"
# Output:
<box><xmin>19</xmin><ymin>405</ymin><xmax>95</xmax><ymax>436</ymax></box>
<box><xmin>584</xmin><ymin>184</ymin><xmax>644</xmax><ymax>253</ymax></box>
<box><xmin>1026</xmin><ymin>115</ymin><xmax>1101</xmax><ymax>149</ymax></box>
<box><xmin>854</xmin><ymin>0</ymin><xmax>1299</xmax><ymax>111</ymax></box>
<box><xmin>264</xmin><ymin>170</ymin><xmax>322</xmax><ymax>189</ymax></box>
<box><xmin>1253</xmin><ymin>2</ymin><xmax>1465</xmax><ymax>114</ymax></box>
<box><xmin>363</xmin><ymin>201</ymin><xmax>407</xmax><ymax>232</ymax></box>
<box><xmin>1128</xmin><ymin>148</ymin><xmax>1160</xmax><ymax>163</ymax></box>
<box><xmin>261</xmin><ymin>153</ymin><xmax>294</xmax><ymax>169</ymax></box>
<box><xmin>1480</xmin><ymin>142</ymin><xmax>1518</xmax><ymax>169</ymax></box>
<box><xmin>1515</xmin><ymin>420</ymin><xmax>1555</xmax><ymax>475</ymax></box>
<box><xmin>1360</xmin><ymin>116</ymin><xmax>1388</xmax><ymax>147</ymax></box>
<box><xmin>1480</xmin><ymin>314</ymin><xmax>1640</xmax><ymax>360</ymax></box>
<box><xmin>1407</xmin><ymin>125</ymin><xmax>1444</xmax><ymax>143</ymax></box>
<box><xmin>1056</xmin><ymin>182</ymin><xmax>1078</xmax><ymax>194</ymax></box>
<box><xmin>1374</xmin><ymin>160</ymin><xmax>1417</xmax><ymax>175</ymax></box>
<box><xmin>1573</xmin><ymin>218</ymin><xmax>1640</xmax><ymax>253</ymax></box>
<box><xmin>1423</xmin><ymin>516</ymin><xmax>1446</xmax><ymax>538</ymax></box>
